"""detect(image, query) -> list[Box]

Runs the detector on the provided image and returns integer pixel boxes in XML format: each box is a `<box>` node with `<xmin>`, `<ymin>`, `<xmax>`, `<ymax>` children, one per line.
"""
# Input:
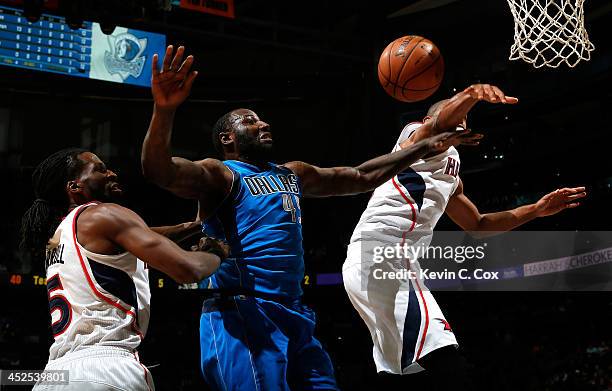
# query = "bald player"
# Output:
<box><xmin>342</xmin><ymin>84</ymin><xmax>587</xmax><ymax>389</ymax></box>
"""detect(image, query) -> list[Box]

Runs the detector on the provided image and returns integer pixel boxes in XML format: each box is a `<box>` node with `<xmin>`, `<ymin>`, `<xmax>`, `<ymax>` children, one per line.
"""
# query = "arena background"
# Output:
<box><xmin>0</xmin><ymin>0</ymin><xmax>610</xmax><ymax>389</ymax></box>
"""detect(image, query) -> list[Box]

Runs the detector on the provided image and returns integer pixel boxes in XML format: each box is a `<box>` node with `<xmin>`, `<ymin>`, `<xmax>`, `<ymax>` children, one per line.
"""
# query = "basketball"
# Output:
<box><xmin>378</xmin><ymin>35</ymin><xmax>444</xmax><ymax>102</ymax></box>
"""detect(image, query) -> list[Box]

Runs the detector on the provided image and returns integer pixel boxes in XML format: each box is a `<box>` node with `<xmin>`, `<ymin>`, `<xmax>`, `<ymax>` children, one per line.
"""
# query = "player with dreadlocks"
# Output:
<box><xmin>21</xmin><ymin>148</ymin><xmax>227</xmax><ymax>391</ymax></box>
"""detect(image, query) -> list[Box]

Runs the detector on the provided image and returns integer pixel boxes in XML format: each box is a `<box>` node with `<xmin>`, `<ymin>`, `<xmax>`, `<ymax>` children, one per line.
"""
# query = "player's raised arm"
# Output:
<box><xmin>402</xmin><ymin>84</ymin><xmax>518</xmax><ymax>147</ymax></box>
<box><xmin>142</xmin><ymin>45</ymin><xmax>232</xmax><ymax>199</ymax></box>
<box><xmin>285</xmin><ymin>130</ymin><xmax>480</xmax><ymax>197</ymax></box>
<box><xmin>81</xmin><ymin>203</ymin><xmax>225</xmax><ymax>283</ymax></box>
<box><xmin>446</xmin><ymin>179</ymin><xmax>586</xmax><ymax>238</ymax></box>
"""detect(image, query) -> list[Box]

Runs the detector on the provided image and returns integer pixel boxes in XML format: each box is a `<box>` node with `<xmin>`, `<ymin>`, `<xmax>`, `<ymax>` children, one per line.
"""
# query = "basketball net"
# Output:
<box><xmin>507</xmin><ymin>0</ymin><xmax>595</xmax><ymax>68</ymax></box>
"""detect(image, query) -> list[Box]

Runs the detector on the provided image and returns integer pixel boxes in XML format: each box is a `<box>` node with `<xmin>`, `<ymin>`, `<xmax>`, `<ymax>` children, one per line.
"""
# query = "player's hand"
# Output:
<box><xmin>151</xmin><ymin>45</ymin><xmax>198</xmax><ymax>110</ymax></box>
<box><xmin>428</xmin><ymin>128</ymin><xmax>484</xmax><ymax>153</ymax></box>
<box><xmin>534</xmin><ymin>187</ymin><xmax>587</xmax><ymax>217</ymax></box>
<box><xmin>191</xmin><ymin>236</ymin><xmax>231</xmax><ymax>260</ymax></box>
<box><xmin>464</xmin><ymin>84</ymin><xmax>518</xmax><ymax>104</ymax></box>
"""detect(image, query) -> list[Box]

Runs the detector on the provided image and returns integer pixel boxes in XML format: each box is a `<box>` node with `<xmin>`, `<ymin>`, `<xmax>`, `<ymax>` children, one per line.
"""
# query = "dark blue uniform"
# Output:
<box><xmin>199</xmin><ymin>160</ymin><xmax>338</xmax><ymax>390</ymax></box>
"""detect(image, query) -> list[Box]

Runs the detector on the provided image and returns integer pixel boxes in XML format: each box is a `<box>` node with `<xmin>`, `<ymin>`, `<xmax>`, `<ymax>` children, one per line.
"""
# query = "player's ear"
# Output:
<box><xmin>66</xmin><ymin>180</ymin><xmax>83</xmax><ymax>196</ymax></box>
<box><xmin>219</xmin><ymin>131</ymin><xmax>233</xmax><ymax>147</ymax></box>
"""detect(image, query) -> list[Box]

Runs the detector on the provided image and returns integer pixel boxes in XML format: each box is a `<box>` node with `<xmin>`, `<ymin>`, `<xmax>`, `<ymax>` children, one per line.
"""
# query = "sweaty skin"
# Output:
<box><xmin>394</xmin><ymin>85</ymin><xmax>585</xmax><ymax>237</ymax></box>
<box><xmin>67</xmin><ymin>152</ymin><xmax>225</xmax><ymax>283</ymax></box>
<box><xmin>141</xmin><ymin>45</ymin><xmax>481</xmax><ymax>219</ymax></box>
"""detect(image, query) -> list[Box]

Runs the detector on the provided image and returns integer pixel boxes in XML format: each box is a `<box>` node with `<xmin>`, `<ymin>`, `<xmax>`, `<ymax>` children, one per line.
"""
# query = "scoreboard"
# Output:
<box><xmin>0</xmin><ymin>5</ymin><xmax>166</xmax><ymax>87</ymax></box>
<box><xmin>1</xmin><ymin>271</ymin><xmax>323</xmax><ymax>290</ymax></box>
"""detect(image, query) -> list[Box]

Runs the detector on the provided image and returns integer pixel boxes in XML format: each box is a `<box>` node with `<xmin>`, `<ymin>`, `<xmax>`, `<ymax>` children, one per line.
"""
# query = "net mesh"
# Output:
<box><xmin>507</xmin><ymin>0</ymin><xmax>594</xmax><ymax>68</ymax></box>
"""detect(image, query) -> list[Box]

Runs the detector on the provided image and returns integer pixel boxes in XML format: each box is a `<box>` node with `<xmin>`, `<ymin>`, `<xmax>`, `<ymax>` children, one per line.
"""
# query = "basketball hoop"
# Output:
<box><xmin>507</xmin><ymin>0</ymin><xmax>595</xmax><ymax>68</ymax></box>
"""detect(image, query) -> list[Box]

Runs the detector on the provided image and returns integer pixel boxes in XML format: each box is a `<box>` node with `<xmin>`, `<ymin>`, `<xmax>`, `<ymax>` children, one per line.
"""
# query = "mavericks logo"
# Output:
<box><xmin>104</xmin><ymin>33</ymin><xmax>147</xmax><ymax>80</ymax></box>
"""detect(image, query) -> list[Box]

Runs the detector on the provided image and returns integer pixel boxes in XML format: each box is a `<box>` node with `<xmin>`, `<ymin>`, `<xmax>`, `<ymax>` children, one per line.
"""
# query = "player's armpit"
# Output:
<box><xmin>446</xmin><ymin>187</ymin><xmax>482</xmax><ymax>232</ymax></box>
<box><xmin>159</xmin><ymin>157</ymin><xmax>233</xmax><ymax>199</ymax></box>
<box><xmin>445</xmin><ymin>181</ymin><xmax>484</xmax><ymax>234</ymax></box>
<box><xmin>141</xmin><ymin>103</ymin><xmax>232</xmax><ymax>199</ymax></box>
<box><xmin>85</xmin><ymin>204</ymin><xmax>221</xmax><ymax>283</ymax></box>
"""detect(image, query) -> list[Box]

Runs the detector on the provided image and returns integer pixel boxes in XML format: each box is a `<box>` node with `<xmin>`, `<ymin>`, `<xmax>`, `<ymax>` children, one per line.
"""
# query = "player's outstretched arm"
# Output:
<box><xmin>285</xmin><ymin>130</ymin><xmax>479</xmax><ymax>197</ymax></box>
<box><xmin>446</xmin><ymin>180</ymin><xmax>586</xmax><ymax>238</ymax></box>
<box><xmin>150</xmin><ymin>220</ymin><xmax>199</xmax><ymax>239</ymax></box>
<box><xmin>142</xmin><ymin>45</ymin><xmax>232</xmax><ymax>199</ymax></box>
<box><xmin>150</xmin><ymin>220</ymin><xmax>203</xmax><ymax>249</ymax></box>
<box><xmin>81</xmin><ymin>204</ymin><xmax>223</xmax><ymax>283</ymax></box>
<box><xmin>403</xmin><ymin>84</ymin><xmax>518</xmax><ymax>147</ymax></box>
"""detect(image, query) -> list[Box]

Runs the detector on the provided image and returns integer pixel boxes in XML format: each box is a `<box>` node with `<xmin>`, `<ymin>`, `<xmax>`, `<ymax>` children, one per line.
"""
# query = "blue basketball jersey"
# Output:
<box><xmin>201</xmin><ymin>160</ymin><xmax>305</xmax><ymax>301</ymax></box>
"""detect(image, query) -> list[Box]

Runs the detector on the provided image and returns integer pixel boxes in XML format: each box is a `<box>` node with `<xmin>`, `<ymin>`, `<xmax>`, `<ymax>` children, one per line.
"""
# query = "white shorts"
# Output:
<box><xmin>33</xmin><ymin>346</ymin><xmax>154</xmax><ymax>391</ymax></box>
<box><xmin>343</xmin><ymin>242</ymin><xmax>458</xmax><ymax>375</ymax></box>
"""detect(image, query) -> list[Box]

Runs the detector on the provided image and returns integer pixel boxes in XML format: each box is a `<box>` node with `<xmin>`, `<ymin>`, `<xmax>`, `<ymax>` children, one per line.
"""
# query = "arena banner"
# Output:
<box><xmin>89</xmin><ymin>23</ymin><xmax>165</xmax><ymax>87</ymax></box>
<box><xmin>0</xmin><ymin>4</ymin><xmax>165</xmax><ymax>87</ymax></box>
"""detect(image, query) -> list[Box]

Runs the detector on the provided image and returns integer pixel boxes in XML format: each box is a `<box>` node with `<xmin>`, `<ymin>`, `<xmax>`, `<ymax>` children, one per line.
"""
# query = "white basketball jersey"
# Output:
<box><xmin>348</xmin><ymin>122</ymin><xmax>461</xmax><ymax>256</ymax></box>
<box><xmin>44</xmin><ymin>202</ymin><xmax>151</xmax><ymax>361</ymax></box>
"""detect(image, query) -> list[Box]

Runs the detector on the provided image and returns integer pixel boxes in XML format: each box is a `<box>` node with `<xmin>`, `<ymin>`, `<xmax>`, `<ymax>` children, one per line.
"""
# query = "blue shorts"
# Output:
<box><xmin>199</xmin><ymin>295</ymin><xmax>338</xmax><ymax>391</ymax></box>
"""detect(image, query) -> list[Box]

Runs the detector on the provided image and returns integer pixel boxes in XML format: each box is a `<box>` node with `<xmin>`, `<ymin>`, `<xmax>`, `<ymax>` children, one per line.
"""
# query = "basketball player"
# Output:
<box><xmin>342</xmin><ymin>84</ymin><xmax>587</xmax><ymax>389</ymax></box>
<box><xmin>20</xmin><ymin>149</ymin><xmax>227</xmax><ymax>391</ymax></box>
<box><xmin>141</xmin><ymin>45</ymin><xmax>482</xmax><ymax>390</ymax></box>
